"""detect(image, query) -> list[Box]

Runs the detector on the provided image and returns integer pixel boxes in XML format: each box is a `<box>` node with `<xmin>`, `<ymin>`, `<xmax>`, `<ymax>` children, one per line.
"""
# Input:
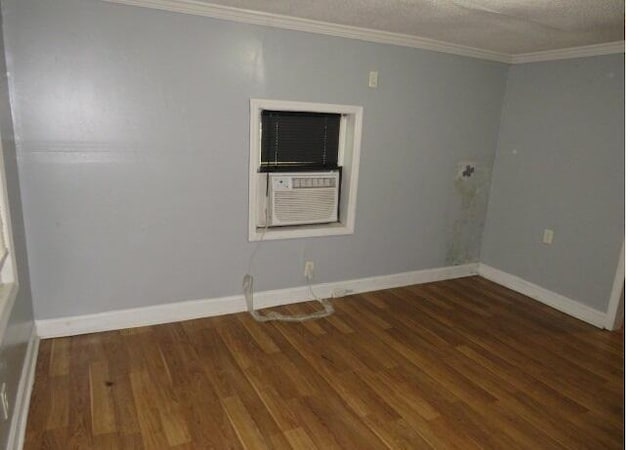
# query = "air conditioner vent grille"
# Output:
<box><xmin>273</xmin><ymin>188</ymin><xmax>337</xmax><ymax>223</ymax></box>
<box><xmin>268</xmin><ymin>171</ymin><xmax>339</xmax><ymax>226</ymax></box>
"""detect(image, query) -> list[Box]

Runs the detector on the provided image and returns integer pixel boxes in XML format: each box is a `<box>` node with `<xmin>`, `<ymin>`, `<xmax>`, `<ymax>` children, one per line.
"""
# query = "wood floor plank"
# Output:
<box><xmin>24</xmin><ymin>276</ymin><xmax>624</xmax><ymax>449</ymax></box>
<box><xmin>237</xmin><ymin>313</ymin><xmax>281</xmax><ymax>354</ymax></box>
<box><xmin>268</xmin><ymin>431</ymin><xmax>294</xmax><ymax>450</ymax></box>
<box><xmin>222</xmin><ymin>395</ymin><xmax>270</xmax><ymax>450</ymax></box>
<box><xmin>48</xmin><ymin>337</ymin><xmax>71</xmax><ymax>377</ymax></box>
<box><xmin>45</xmin><ymin>376</ymin><xmax>69</xmax><ymax>431</ymax></box>
<box><xmin>66</xmin><ymin>335</ymin><xmax>96</xmax><ymax>449</ymax></box>
<box><xmin>287</xmin><ymin>398</ymin><xmax>343</xmax><ymax>449</ymax></box>
<box><xmin>324</xmin><ymin>313</ymin><xmax>355</xmax><ymax>334</ymax></box>
<box><xmin>243</xmin><ymin>371</ymin><xmax>301</xmax><ymax>431</ymax></box>
<box><xmin>284</xmin><ymin>427</ymin><xmax>319</xmax><ymax>450</ymax></box>
<box><xmin>362</xmin><ymin>415</ymin><xmax>435</xmax><ymax>450</ymax></box>
<box><xmin>301</xmin><ymin>394</ymin><xmax>388</xmax><ymax>450</ymax></box>
<box><xmin>263</xmin><ymin>352</ymin><xmax>318</xmax><ymax>398</ymax></box>
<box><xmin>89</xmin><ymin>361</ymin><xmax>116</xmax><ymax>435</ymax></box>
<box><xmin>128</xmin><ymin>370</ymin><xmax>172</xmax><ymax>449</ymax></box>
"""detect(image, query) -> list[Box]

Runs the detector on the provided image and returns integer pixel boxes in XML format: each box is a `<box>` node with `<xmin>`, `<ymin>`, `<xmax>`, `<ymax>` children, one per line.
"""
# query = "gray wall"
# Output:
<box><xmin>481</xmin><ymin>54</ymin><xmax>624</xmax><ymax>312</ymax></box>
<box><xmin>0</xmin><ymin>0</ymin><xmax>35</xmax><ymax>446</ymax></box>
<box><xmin>4</xmin><ymin>0</ymin><xmax>508</xmax><ymax>320</ymax></box>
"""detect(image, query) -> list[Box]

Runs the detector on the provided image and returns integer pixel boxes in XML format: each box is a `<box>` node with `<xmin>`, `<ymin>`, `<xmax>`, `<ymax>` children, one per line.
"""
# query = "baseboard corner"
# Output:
<box><xmin>477</xmin><ymin>263</ymin><xmax>606</xmax><ymax>328</ymax></box>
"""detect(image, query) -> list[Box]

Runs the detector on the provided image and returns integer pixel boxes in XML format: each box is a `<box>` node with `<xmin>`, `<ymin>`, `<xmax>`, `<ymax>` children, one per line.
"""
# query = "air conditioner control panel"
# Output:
<box><xmin>271</xmin><ymin>175</ymin><xmax>337</xmax><ymax>190</ymax></box>
<box><xmin>272</xmin><ymin>176</ymin><xmax>291</xmax><ymax>190</ymax></box>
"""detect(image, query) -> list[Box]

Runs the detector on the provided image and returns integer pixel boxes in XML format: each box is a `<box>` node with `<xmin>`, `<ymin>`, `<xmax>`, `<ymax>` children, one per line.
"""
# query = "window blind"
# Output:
<box><xmin>260</xmin><ymin>110</ymin><xmax>341</xmax><ymax>172</ymax></box>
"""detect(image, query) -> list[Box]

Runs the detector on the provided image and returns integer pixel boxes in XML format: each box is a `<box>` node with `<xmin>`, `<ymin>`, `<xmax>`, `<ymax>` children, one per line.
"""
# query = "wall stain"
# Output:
<box><xmin>447</xmin><ymin>162</ymin><xmax>491</xmax><ymax>265</ymax></box>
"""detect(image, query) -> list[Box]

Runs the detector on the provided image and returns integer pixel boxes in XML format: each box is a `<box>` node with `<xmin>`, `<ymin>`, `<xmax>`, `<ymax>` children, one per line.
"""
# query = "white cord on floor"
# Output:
<box><xmin>243</xmin><ymin>274</ymin><xmax>334</xmax><ymax>322</ymax></box>
<box><xmin>243</xmin><ymin>209</ymin><xmax>334</xmax><ymax>323</ymax></box>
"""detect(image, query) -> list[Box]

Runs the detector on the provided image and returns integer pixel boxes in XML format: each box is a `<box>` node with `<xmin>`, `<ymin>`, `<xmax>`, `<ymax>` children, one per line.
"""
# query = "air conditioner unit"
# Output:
<box><xmin>267</xmin><ymin>171</ymin><xmax>339</xmax><ymax>227</ymax></box>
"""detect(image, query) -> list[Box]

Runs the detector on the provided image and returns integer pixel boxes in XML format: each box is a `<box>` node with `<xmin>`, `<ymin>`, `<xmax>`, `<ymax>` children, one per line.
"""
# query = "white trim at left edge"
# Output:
<box><xmin>6</xmin><ymin>325</ymin><xmax>39</xmax><ymax>450</ymax></box>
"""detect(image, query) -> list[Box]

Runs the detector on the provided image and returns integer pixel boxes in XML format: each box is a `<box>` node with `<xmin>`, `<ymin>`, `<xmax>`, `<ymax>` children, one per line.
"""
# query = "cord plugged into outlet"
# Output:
<box><xmin>304</xmin><ymin>261</ymin><xmax>315</xmax><ymax>280</ymax></box>
<box><xmin>243</xmin><ymin>226</ymin><xmax>333</xmax><ymax>323</ymax></box>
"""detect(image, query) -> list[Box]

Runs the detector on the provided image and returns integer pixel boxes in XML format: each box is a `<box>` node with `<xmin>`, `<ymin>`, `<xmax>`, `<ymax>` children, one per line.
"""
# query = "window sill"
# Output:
<box><xmin>249</xmin><ymin>222</ymin><xmax>354</xmax><ymax>241</ymax></box>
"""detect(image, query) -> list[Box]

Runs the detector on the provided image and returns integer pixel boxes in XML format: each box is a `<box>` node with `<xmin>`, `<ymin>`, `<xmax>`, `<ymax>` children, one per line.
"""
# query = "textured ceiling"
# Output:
<box><xmin>195</xmin><ymin>0</ymin><xmax>625</xmax><ymax>54</ymax></box>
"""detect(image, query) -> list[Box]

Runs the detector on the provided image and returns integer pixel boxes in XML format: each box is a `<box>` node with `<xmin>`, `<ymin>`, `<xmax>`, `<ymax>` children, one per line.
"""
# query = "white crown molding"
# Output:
<box><xmin>101</xmin><ymin>0</ymin><xmax>512</xmax><ymax>63</ymax></box>
<box><xmin>510</xmin><ymin>41</ymin><xmax>625</xmax><ymax>64</ymax></box>
<box><xmin>36</xmin><ymin>263</ymin><xmax>478</xmax><ymax>338</ymax></box>
<box><xmin>477</xmin><ymin>264</ymin><xmax>607</xmax><ymax>328</ymax></box>
<box><xmin>100</xmin><ymin>0</ymin><xmax>624</xmax><ymax>64</ymax></box>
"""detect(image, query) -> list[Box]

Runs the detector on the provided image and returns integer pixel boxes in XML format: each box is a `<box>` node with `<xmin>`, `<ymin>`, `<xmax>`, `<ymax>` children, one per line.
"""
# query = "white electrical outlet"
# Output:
<box><xmin>543</xmin><ymin>229</ymin><xmax>554</xmax><ymax>245</ymax></box>
<box><xmin>368</xmin><ymin>71</ymin><xmax>378</xmax><ymax>88</ymax></box>
<box><xmin>304</xmin><ymin>261</ymin><xmax>315</xmax><ymax>280</ymax></box>
<box><xmin>1</xmin><ymin>382</ymin><xmax>8</xmax><ymax>421</ymax></box>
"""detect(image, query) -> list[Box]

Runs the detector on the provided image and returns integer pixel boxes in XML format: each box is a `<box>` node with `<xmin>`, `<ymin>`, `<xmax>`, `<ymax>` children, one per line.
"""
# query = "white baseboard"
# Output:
<box><xmin>35</xmin><ymin>261</ymin><xmax>608</xmax><ymax>337</ymax></box>
<box><xmin>477</xmin><ymin>264</ymin><xmax>607</xmax><ymax>328</ymax></box>
<box><xmin>36</xmin><ymin>263</ymin><xmax>478</xmax><ymax>338</ymax></box>
<box><xmin>7</xmin><ymin>325</ymin><xmax>39</xmax><ymax>450</ymax></box>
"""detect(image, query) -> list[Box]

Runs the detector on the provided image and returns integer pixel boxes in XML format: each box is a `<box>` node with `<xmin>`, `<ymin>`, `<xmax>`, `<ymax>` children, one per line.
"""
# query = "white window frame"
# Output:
<box><xmin>0</xmin><ymin>135</ymin><xmax>19</xmax><ymax>341</ymax></box>
<box><xmin>248</xmin><ymin>99</ymin><xmax>363</xmax><ymax>241</ymax></box>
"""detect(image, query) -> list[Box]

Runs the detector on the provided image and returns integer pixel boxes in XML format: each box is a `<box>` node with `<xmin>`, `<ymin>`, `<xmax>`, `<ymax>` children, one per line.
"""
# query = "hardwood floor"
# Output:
<box><xmin>24</xmin><ymin>276</ymin><xmax>624</xmax><ymax>449</ymax></box>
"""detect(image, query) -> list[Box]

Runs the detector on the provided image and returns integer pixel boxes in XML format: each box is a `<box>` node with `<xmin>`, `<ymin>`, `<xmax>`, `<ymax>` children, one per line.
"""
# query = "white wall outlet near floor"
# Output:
<box><xmin>304</xmin><ymin>261</ymin><xmax>315</xmax><ymax>280</ymax></box>
<box><xmin>0</xmin><ymin>382</ymin><xmax>8</xmax><ymax>421</ymax></box>
<box><xmin>543</xmin><ymin>229</ymin><xmax>554</xmax><ymax>245</ymax></box>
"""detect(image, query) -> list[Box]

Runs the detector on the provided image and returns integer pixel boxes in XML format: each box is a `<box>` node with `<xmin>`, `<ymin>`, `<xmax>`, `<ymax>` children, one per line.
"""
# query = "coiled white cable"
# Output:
<box><xmin>243</xmin><ymin>274</ymin><xmax>334</xmax><ymax>322</ymax></box>
<box><xmin>243</xmin><ymin>206</ymin><xmax>334</xmax><ymax>323</ymax></box>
